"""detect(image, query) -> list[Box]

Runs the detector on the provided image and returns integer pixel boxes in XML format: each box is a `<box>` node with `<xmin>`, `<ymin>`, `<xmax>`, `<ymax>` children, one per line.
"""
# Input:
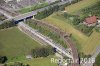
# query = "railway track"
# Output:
<box><xmin>27</xmin><ymin>19</ymin><xmax>80</xmax><ymax>66</ymax></box>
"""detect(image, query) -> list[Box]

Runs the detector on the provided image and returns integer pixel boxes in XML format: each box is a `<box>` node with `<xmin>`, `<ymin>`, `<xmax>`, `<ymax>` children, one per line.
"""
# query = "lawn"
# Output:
<box><xmin>6</xmin><ymin>55</ymin><xmax>57</xmax><ymax>66</ymax></box>
<box><xmin>43</xmin><ymin>13</ymin><xmax>100</xmax><ymax>55</ymax></box>
<box><xmin>23</xmin><ymin>55</ymin><xmax>57</xmax><ymax>66</ymax></box>
<box><xmin>0</xmin><ymin>27</ymin><xmax>42</xmax><ymax>62</ymax></box>
<box><xmin>65</xmin><ymin>0</ymin><xmax>99</xmax><ymax>14</ymax></box>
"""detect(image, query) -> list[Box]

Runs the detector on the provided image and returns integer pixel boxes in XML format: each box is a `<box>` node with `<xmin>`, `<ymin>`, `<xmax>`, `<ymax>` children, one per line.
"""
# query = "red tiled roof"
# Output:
<box><xmin>85</xmin><ymin>16</ymin><xmax>97</xmax><ymax>24</ymax></box>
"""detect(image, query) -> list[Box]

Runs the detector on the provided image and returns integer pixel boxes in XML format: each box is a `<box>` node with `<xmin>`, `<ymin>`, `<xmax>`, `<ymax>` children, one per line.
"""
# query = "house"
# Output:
<box><xmin>83</xmin><ymin>16</ymin><xmax>97</xmax><ymax>26</ymax></box>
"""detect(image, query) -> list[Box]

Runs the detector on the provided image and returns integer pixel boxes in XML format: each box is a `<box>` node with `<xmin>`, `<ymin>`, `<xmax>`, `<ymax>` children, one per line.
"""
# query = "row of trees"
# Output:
<box><xmin>34</xmin><ymin>0</ymin><xmax>82</xmax><ymax>20</ymax></box>
<box><xmin>0</xmin><ymin>20</ymin><xmax>16</xmax><ymax>30</ymax></box>
<box><xmin>82</xmin><ymin>2</ymin><xmax>100</xmax><ymax>17</ymax></box>
<box><xmin>31</xmin><ymin>47</ymin><xmax>55</xmax><ymax>58</ymax></box>
<box><xmin>25</xmin><ymin>20</ymin><xmax>67</xmax><ymax>48</ymax></box>
<box><xmin>34</xmin><ymin>5</ymin><xmax>60</xmax><ymax>20</ymax></box>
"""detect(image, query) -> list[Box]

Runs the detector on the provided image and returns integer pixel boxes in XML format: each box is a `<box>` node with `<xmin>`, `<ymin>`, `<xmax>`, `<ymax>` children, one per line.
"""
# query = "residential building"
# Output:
<box><xmin>83</xmin><ymin>16</ymin><xmax>97</xmax><ymax>26</ymax></box>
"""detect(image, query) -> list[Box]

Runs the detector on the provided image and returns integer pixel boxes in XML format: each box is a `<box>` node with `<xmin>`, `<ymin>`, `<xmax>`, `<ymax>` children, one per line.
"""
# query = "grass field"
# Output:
<box><xmin>7</xmin><ymin>55</ymin><xmax>57</xmax><ymax>66</ymax></box>
<box><xmin>23</xmin><ymin>55</ymin><xmax>57</xmax><ymax>66</ymax></box>
<box><xmin>65</xmin><ymin>0</ymin><xmax>99</xmax><ymax>14</ymax></box>
<box><xmin>0</xmin><ymin>27</ymin><xmax>42</xmax><ymax>62</ymax></box>
<box><xmin>43</xmin><ymin>0</ymin><xmax>100</xmax><ymax>55</ymax></box>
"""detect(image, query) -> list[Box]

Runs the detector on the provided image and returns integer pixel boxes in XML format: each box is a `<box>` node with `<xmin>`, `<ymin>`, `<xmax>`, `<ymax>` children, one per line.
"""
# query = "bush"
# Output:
<box><xmin>82</xmin><ymin>2</ymin><xmax>100</xmax><ymax>17</ymax></box>
<box><xmin>94</xmin><ymin>53</ymin><xmax>100</xmax><ymax>66</ymax></box>
<box><xmin>0</xmin><ymin>20</ymin><xmax>16</xmax><ymax>30</ymax></box>
<box><xmin>76</xmin><ymin>24</ymin><xmax>94</xmax><ymax>36</ymax></box>
<box><xmin>31</xmin><ymin>47</ymin><xmax>55</xmax><ymax>58</ymax></box>
<box><xmin>95</xmin><ymin>27</ymin><xmax>100</xmax><ymax>33</ymax></box>
<box><xmin>72</xmin><ymin>17</ymin><xmax>80</xmax><ymax>25</ymax></box>
<box><xmin>0</xmin><ymin>56</ymin><xmax>8</xmax><ymax>63</ymax></box>
<box><xmin>63</xmin><ymin>13</ymin><xmax>76</xmax><ymax>18</ymax></box>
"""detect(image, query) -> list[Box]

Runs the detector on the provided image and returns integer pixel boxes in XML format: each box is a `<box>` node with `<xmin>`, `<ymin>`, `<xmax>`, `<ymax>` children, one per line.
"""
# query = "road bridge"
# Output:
<box><xmin>0</xmin><ymin>0</ymin><xmax>71</xmax><ymax>24</ymax></box>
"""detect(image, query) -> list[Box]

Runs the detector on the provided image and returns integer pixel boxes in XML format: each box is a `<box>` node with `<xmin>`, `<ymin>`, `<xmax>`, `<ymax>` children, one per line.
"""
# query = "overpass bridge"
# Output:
<box><xmin>13</xmin><ymin>0</ymin><xmax>71</xmax><ymax>23</ymax></box>
<box><xmin>0</xmin><ymin>0</ymin><xmax>71</xmax><ymax>24</ymax></box>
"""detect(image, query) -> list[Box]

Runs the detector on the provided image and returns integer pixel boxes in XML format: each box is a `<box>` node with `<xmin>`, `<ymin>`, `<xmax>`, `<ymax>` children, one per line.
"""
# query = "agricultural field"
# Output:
<box><xmin>0</xmin><ymin>27</ymin><xmax>43</xmax><ymax>62</ymax></box>
<box><xmin>43</xmin><ymin>0</ymin><xmax>100</xmax><ymax>55</ymax></box>
<box><xmin>65</xmin><ymin>0</ymin><xmax>99</xmax><ymax>14</ymax></box>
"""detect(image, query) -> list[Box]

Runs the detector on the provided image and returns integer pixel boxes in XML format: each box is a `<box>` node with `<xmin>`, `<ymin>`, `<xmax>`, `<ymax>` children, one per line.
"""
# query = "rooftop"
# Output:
<box><xmin>85</xmin><ymin>16</ymin><xmax>97</xmax><ymax>24</ymax></box>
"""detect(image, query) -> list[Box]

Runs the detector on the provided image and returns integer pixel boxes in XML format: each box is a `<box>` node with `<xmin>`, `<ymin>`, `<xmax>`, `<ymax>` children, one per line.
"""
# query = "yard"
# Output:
<box><xmin>0</xmin><ymin>27</ymin><xmax>43</xmax><ymax>62</ymax></box>
<box><xmin>42</xmin><ymin>0</ymin><xmax>100</xmax><ymax>55</ymax></box>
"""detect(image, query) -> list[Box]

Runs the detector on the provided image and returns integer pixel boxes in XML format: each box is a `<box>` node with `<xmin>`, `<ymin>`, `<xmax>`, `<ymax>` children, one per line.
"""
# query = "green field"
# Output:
<box><xmin>0</xmin><ymin>27</ymin><xmax>43</xmax><ymax>62</ymax></box>
<box><xmin>43</xmin><ymin>0</ymin><xmax>100</xmax><ymax>55</ymax></box>
<box><xmin>7</xmin><ymin>55</ymin><xmax>57</xmax><ymax>66</ymax></box>
<box><xmin>65</xmin><ymin>0</ymin><xmax>99</xmax><ymax>14</ymax></box>
<box><xmin>23</xmin><ymin>55</ymin><xmax>57</xmax><ymax>66</ymax></box>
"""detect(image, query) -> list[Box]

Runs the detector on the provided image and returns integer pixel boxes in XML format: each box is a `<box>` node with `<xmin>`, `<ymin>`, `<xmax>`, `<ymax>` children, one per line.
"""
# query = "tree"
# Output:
<box><xmin>14</xmin><ymin>62</ymin><xmax>23</xmax><ymax>66</ymax></box>
<box><xmin>0</xmin><ymin>56</ymin><xmax>8</xmax><ymax>63</ymax></box>
<box><xmin>94</xmin><ymin>53</ymin><xmax>100</xmax><ymax>66</ymax></box>
<box><xmin>31</xmin><ymin>47</ymin><xmax>55</xmax><ymax>58</ymax></box>
<box><xmin>72</xmin><ymin>17</ymin><xmax>80</xmax><ymax>25</ymax></box>
<box><xmin>26</xmin><ymin>64</ymin><xmax>30</xmax><ymax>66</ymax></box>
<box><xmin>0</xmin><ymin>20</ymin><xmax>16</xmax><ymax>30</ymax></box>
